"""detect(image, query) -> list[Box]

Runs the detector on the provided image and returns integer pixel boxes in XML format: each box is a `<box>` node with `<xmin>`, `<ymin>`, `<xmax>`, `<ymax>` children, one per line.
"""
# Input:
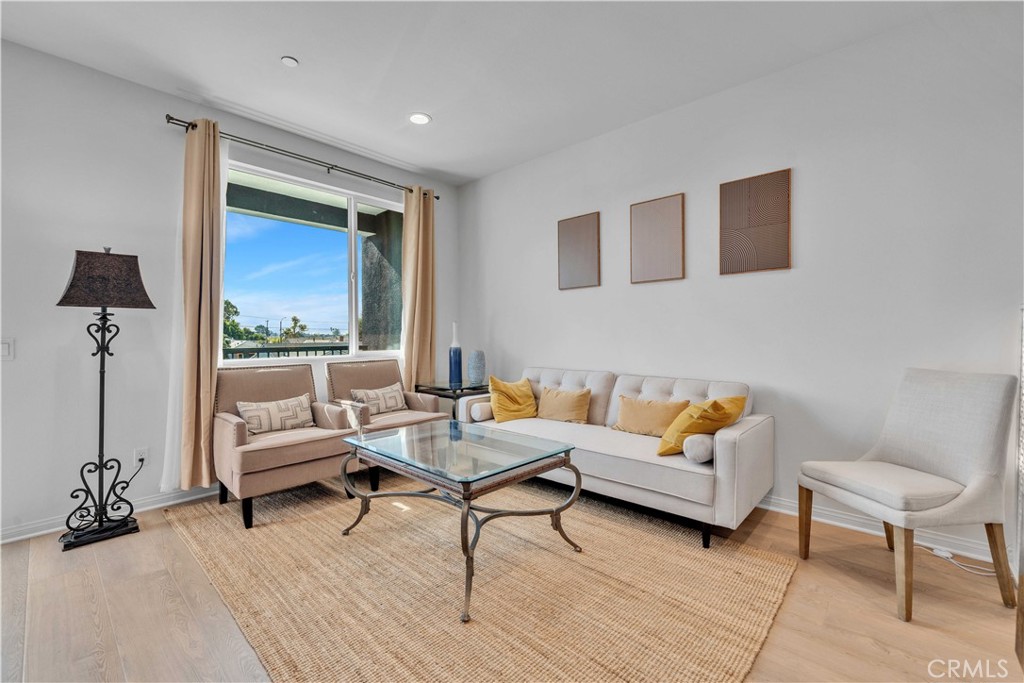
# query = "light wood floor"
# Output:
<box><xmin>2</xmin><ymin>492</ymin><xmax>1021</xmax><ymax>682</ymax></box>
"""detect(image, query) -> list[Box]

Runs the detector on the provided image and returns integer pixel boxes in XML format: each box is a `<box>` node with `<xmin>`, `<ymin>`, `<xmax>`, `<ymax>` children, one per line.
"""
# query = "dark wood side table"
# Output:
<box><xmin>415</xmin><ymin>383</ymin><xmax>490</xmax><ymax>419</ymax></box>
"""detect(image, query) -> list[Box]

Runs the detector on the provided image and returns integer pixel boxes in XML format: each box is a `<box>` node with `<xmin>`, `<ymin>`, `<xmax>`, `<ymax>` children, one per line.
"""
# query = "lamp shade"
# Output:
<box><xmin>57</xmin><ymin>249</ymin><xmax>155</xmax><ymax>309</ymax></box>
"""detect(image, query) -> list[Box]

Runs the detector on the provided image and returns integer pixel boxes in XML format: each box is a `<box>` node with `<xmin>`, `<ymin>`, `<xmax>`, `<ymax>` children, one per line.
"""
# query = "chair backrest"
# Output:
<box><xmin>869</xmin><ymin>368</ymin><xmax>1016</xmax><ymax>485</ymax></box>
<box><xmin>326</xmin><ymin>359</ymin><xmax>404</xmax><ymax>402</ymax></box>
<box><xmin>214</xmin><ymin>364</ymin><xmax>316</xmax><ymax>417</ymax></box>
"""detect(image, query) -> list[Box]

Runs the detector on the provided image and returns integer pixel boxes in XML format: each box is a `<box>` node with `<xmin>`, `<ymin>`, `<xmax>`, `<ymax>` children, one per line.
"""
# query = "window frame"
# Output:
<box><xmin>220</xmin><ymin>160</ymin><xmax>405</xmax><ymax>367</ymax></box>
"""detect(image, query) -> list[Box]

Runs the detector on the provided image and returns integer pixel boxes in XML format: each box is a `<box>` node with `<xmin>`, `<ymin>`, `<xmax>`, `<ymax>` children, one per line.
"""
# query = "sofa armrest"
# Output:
<box><xmin>312</xmin><ymin>401</ymin><xmax>351</xmax><ymax>430</ymax></box>
<box><xmin>332</xmin><ymin>399</ymin><xmax>370</xmax><ymax>429</ymax></box>
<box><xmin>457</xmin><ymin>394</ymin><xmax>492</xmax><ymax>422</ymax></box>
<box><xmin>712</xmin><ymin>414</ymin><xmax>775</xmax><ymax>530</ymax></box>
<box><xmin>404</xmin><ymin>391</ymin><xmax>440</xmax><ymax>412</ymax></box>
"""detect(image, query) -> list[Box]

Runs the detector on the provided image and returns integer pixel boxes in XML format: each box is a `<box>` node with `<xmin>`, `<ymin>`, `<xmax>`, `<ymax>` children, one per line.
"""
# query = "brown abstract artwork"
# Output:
<box><xmin>631</xmin><ymin>193</ymin><xmax>684</xmax><ymax>284</ymax></box>
<box><xmin>557</xmin><ymin>212</ymin><xmax>601</xmax><ymax>290</ymax></box>
<box><xmin>720</xmin><ymin>168</ymin><xmax>791</xmax><ymax>275</ymax></box>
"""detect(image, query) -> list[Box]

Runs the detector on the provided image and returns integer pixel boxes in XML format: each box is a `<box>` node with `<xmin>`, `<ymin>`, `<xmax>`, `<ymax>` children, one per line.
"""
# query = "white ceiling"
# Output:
<box><xmin>2</xmin><ymin>1</ymin><xmax>943</xmax><ymax>185</ymax></box>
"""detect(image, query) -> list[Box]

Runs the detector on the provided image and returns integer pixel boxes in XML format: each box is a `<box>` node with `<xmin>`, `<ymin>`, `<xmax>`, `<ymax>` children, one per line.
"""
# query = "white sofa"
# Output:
<box><xmin>457</xmin><ymin>367</ymin><xmax>775</xmax><ymax>547</ymax></box>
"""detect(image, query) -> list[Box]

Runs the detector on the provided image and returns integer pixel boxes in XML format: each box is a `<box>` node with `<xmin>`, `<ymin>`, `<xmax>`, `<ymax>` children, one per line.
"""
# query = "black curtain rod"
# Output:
<box><xmin>165</xmin><ymin>115</ymin><xmax>439</xmax><ymax>201</ymax></box>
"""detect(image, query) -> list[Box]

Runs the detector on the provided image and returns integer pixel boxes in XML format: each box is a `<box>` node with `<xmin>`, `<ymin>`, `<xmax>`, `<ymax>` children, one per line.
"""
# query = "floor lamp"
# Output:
<box><xmin>57</xmin><ymin>247</ymin><xmax>155</xmax><ymax>551</ymax></box>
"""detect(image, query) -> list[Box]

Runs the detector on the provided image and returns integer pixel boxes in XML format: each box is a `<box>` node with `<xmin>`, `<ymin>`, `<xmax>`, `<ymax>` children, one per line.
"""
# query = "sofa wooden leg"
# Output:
<box><xmin>242</xmin><ymin>497</ymin><xmax>253</xmax><ymax>529</ymax></box>
<box><xmin>218</xmin><ymin>481</ymin><xmax>228</xmax><ymax>505</ymax></box>
<box><xmin>369</xmin><ymin>466</ymin><xmax>380</xmax><ymax>492</ymax></box>
<box><xmin>798</xmin><ymin>485</ymin><xmax>812</xmax><ymax>560</ymax></box>
<box><xmin>701</xmin><ymin>522</ymin><xmax>711</xmax><ymax>549</ymax></box>
<box><xmin>893</xmin><ymin>526</ymin><xmax>914</xmax><ymax>622</ymax></box>
<box><xmin>883</xmin><ymin>521</ymin><xmax>894</xmax><ymax>551</ymax></box>
<box><xmin>984</xmin><ymin>523</ymin><xmax>1017</xmax><ymax>608</ymax></box>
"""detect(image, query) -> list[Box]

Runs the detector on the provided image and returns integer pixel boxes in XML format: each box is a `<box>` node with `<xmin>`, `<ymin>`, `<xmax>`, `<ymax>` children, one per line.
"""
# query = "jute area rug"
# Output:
<box><xmin>165</xmin><ymin>472</ymin><xmax>796</xmax><ymax>683</ymax></box>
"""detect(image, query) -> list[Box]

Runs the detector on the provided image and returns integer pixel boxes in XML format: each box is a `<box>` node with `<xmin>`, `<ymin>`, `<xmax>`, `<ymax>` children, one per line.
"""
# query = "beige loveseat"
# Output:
<box><xmin>457</xmin><ymin>367</ymin><xmax>775</xmax><ymax>547</ymax></box>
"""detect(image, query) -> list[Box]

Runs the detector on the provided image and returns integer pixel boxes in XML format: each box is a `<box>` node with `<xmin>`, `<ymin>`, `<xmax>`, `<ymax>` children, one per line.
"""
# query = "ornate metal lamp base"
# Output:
<box><xmin>59</xmin><ymin>517</ymin><xmax>139</xmax><ymax>551</ymax></box>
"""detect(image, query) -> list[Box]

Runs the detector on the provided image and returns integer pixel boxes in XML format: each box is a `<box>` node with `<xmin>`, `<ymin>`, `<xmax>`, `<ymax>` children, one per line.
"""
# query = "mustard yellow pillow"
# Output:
<box><xmin>538</xmin><ymin>387</ymin><xmax>591</xmax><ymax>423</ymax></box>
<box><xmin>489</xmin><ymin>376</ymin><xmax>537</xmax><ymax>423</ymax></box>
<box><xmin>612</xmin><ymin>396</ymin><xmax>690</xmax><ymax>437</ymax></box>
<box><xmin>657</xmin><ymin>396</ymin><xmax>747</xmax><ymax>456</ymax></box>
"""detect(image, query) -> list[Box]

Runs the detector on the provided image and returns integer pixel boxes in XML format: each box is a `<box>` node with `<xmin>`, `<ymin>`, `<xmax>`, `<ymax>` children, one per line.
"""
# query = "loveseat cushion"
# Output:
<box><xmin>480</xmin><ymin>418</ymin><xmax>715</xmax><ymax>505</ymax></box>
<box><xmin>800</xmin><ymin>460</ymin><xmax>964</xmax><ymax>511</ymax></box>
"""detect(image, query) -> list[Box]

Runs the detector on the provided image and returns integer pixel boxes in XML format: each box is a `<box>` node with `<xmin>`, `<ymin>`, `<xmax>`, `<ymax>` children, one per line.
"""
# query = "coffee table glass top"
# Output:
<box><xmin>344</xmin><ymin>420</ymin><xmax>573</xmax><ymax>483</ymax></box>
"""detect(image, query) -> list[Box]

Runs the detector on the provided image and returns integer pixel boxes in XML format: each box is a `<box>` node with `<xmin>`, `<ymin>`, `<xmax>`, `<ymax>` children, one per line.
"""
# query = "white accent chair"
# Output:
<box><xmin>798</xmin><ymin>368</ymin><xmax>1018</xmax><ymax>621</ymax></box>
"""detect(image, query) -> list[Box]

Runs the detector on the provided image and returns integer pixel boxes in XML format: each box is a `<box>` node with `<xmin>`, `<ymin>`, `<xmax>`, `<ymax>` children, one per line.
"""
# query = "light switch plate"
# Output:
<box><xmin>1</xmin><ymin>338</ymin><xmax>14</xmax><ymax>360</ymax></box>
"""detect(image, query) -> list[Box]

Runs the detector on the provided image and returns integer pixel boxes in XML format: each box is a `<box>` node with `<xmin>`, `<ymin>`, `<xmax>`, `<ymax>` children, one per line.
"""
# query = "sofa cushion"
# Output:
<box><xmin>351</xmin><ymin>381</ymin><xmax>407</xmax><ymax>416</ymax></box>
<box><xmin>657</xmin><ymin>396</ymin><xmax>746</xmax><ymax>456</ymax></box>
<box><xmin>538</xmin><ymin>387</ymin><xmax>591</xmax><ymax>423</ymax></box>
<box><xmin>800</xmin><ymin>460</ymin><xmax>964</xmax><ymax>512</ymax></box>
<box><xmin>480</xmin><ymin>418</ymin><xmax>715</xmax><ymax>505</ymax></box>
<box><xmin>236</xmin><ymin>393</ymin><xmax>314</xmax><ymax>435</ymax></box>
<box><xmin>606</xmin><ymin>375</ymin><xmax>751</xmax><ymax>427</ymax></box>
<box><xmin>522</xmin><ymin>368</ymin><xmax>616</xmax><ymax>426</ymax></box>
<box><xmin>612</xmin><ymin>396</ymin><xmax>689</xmax><ymax>437</ymax></box>
<box><xmin>365</xmin><ymin>409</ymin><xmax>448</xmax><ymax>431</ymax></box>
<box><xmin>682</xmin><ymin>434</ymin><xmax>715</xmax><ymax>463</ymax></box>
<box><xmin>235</xmin><ymin>426</ymin><xmax>350</xmax><ymax>473</ymax></box>
<box><xmin>489</xmin><ymin>376</ymin><xmax>538</xmax><ymax>422</ymax></box>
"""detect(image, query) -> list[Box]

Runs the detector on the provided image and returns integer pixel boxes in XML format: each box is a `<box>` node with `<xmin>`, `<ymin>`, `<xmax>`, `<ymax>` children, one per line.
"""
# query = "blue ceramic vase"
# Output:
<box><xmin>449</xmin><ymin>322</ymin><xmax>462</xmax><ymax>389</ymax></box>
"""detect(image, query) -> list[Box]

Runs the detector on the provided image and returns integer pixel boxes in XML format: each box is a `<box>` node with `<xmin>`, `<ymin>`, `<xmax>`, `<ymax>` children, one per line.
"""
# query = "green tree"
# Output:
<box><xmin>281</xmin><ymin>315</ymin><xmax>308</xmax><ymax>340</ymax></box>
<box><xmin>223</xmin><ymin>299</ymin><xmax>263</xmax><ymax>347</ymax></box>
<box><xmin>254</xmin><ymin>324</ymin><xmax>271</xmax><ymax>339</ymax></box>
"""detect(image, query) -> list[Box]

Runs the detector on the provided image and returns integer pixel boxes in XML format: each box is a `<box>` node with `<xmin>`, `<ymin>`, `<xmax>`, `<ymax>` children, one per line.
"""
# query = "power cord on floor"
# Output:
<box><xmin>915</xmin><ymin>543</ymin><xmax>997</xmax><ymax>576</ymax></box>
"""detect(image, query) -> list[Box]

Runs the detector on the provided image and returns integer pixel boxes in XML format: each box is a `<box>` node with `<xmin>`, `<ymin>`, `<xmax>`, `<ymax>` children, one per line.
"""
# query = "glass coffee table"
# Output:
<box><xmin>341</xmin><ymin>420</ymin><xmax>582</xmax><ymax>622</ymax></box>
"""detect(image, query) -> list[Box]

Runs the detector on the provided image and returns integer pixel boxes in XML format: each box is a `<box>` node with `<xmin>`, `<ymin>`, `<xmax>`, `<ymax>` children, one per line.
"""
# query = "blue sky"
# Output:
<box><xmin>224</xmin><ymin>211</ymin><xmax>354</xmax><ymax>335</ymax></box>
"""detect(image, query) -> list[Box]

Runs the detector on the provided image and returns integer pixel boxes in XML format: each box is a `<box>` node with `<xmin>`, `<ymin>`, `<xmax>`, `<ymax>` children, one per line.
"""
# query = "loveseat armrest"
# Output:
<box><xmin>332</xmin><ymin>399</ymin><xmax>371</xmax><ymax>429</ymax></box>
<box><xmin>214</xmin><ymin>412</ymin><xmax>248</xmax><ymax>448</ymax></box>
<box><xmin>457</xmin><ymin>394</ymin><xmax>492</xmax><ymax>422</ymax></box>
<box><xmin>712</xmin><ymin>414</ymin><xmax>775</xmax><ymax>530</ymax></box>
<box><xmin>404</xmin><ymin>391</ymin><xmax>440</xmax><ymax>413</ymax></box>
<box><xmin>312</xmin><ymin>401</ymin><xmax>351</xmax><ymax>430</ymax></box>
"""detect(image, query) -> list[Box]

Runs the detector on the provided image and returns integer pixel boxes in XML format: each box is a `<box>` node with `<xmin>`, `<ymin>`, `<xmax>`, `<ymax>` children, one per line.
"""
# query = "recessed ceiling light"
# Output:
<box><xmin>280</xmin><ymin>56</ymin><xmax>300</xmax><ymax>68</ymax></box>
<box><xmin>409</xmin><ymin>112</ymin><xmax>432</xmax><ymax>125</ymax></box>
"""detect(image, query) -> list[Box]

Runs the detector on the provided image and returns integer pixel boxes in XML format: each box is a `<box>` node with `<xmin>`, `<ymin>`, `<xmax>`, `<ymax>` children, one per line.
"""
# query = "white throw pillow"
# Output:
<box><xmin>683</xmin><ymin>434</ymin><xmax>715</xmax><ymax>463</ymax></box>
<box><xmin>470</xmin><ymin>402</ymin><xmax>494</xmax><ymax>422</ymax></box>
<box><xmin>236</xmin><ymin>393</ymin><xmax>314</xmax><ymax>435</ymax></box>
<box><xmin>351</xmin><ymin>382</ymin><xmax>407</xmax><ymax>415</ymax></box>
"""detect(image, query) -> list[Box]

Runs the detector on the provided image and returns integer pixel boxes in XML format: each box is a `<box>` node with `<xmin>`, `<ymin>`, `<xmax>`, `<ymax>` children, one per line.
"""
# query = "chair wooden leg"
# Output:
<box><xmin>893</xmin><ymin>526</ymin><xmax>914</xmax><ymax>621</ymax></box>
<box><xmin>984</xmin><ymin>523</ymin><xmax>1017</xmax><ymax>608</ymax></box>
<box><xmin>798</xmin><ymin>485</ymin><xmax>812</xmax><ymax>559</ymax></box>
<box><xmin>242</xmin><ymin>497</ymin><xmax>253</xmax><ymax>529</ymax></box>
<box><xmin>218</xmin><ymin>481</ymin><xmax>228</xmax><ymax>505</ymax></box>
<box><xmin>883</xmin><ymin>521</ymin><xmax>894</xmax><ymax>551</ymax></box>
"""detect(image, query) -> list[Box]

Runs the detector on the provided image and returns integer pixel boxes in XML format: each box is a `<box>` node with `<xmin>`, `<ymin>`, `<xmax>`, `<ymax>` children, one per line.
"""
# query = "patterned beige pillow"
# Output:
<box><xmin>351</xmin><ymin>382</ymin><xmax>407</xmax><ymax>415</ymax></box>
<box><xmin>237</xmin><ymin>393</ymin><xmax>314</xmax><ymax>435</ymax></box>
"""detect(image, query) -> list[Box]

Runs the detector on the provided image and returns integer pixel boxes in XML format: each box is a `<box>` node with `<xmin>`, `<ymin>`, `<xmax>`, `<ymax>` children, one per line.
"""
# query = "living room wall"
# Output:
<box><xmin>0</xmin><ymin>42</ymin><xmax>460</xmax><ymax>540</ymax></box>
<box><xmin>457</xmin><ymin>6</ymin><xmax>1023</xmax><ymax>557</ymax></box>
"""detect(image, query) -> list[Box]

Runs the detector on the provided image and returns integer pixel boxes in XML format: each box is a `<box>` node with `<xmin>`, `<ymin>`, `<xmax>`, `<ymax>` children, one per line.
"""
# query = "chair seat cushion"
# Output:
<box><xmin>800</xmin><ymin>460</ymin><xmax>964</xmax><ymax>512</ymax></box>
<box><xmin>365</xmin><ymin>409</ymin><xmax>448</xmax><ymax>431</ymax></box>
<box><xmin>235</xmin><ymin>427</ymin><xmax>351</xmax><ymax>474</ymax></box>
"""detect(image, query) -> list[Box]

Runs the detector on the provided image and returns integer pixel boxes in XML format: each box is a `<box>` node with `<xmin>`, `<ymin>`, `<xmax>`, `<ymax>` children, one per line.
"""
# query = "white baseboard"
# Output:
<box><xmin>757</xmin><ymin>495</ymin><xmax>994</xmax><ymax>563</ymax></box>
<box><xmin>1</xmin><ymin>487</ymin><xmax>217</xmax><ymax>544</ymax></box>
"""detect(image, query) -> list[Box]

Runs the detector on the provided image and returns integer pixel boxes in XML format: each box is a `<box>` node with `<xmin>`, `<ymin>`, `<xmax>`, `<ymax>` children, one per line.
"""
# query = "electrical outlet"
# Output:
<box><xmin>133</xmin><ymin>447</ymin><xmax>148</xmax><ymax>469</ymax></box>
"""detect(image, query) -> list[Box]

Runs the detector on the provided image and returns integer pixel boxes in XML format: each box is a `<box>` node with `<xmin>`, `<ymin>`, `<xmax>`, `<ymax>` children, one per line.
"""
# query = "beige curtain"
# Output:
<box><xmin>179</xmin><ymin>119</ymin><xmax>222</xmax><ymax>489</ymax></box>
<box><xmin>400</xmin><ymin>186</ymin><xmax>436</xmax><ymax>386</ymax></box>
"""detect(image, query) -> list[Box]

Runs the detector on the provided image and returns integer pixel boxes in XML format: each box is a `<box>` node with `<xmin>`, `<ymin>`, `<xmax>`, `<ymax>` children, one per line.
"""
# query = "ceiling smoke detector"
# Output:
<box><xmin>280</xmin><ymin>56</ymin><xmax>300</xmax><ymax>68</ymax></box>
<box><xmin>409</xmin><ymin>112</ymin><xmax>432</xmax><ymax>125</ymax></box>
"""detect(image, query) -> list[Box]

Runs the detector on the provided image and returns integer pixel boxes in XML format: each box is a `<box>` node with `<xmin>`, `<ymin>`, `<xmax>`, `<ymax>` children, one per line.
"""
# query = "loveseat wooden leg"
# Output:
<box><xmin>798</xmin><ymin>485</ymin><xmax>812</xmax><ymax>559</ymax></box>
<box><xmin>701</xmin><ymin>523</ymin><xmax>711</xmax><ymax>549</ymax></box>
<box><xmin>369</xmin><ymin>466</ymin><xmax>380</xmax><ymax>492</ymax></box>
<box><xmin>242</xmin><ymin>497</ymin><xmax>253</xmax><ymax>529</ymax></box>
<box><xmin>218</xmin><ymin>481</ymin><xmax>228</xmax><ymax>505</ymax></box>
<box><xmin>984</xmin><ymin>523</ymin><xmax>1017</xmax><ymax>608</ymax></box>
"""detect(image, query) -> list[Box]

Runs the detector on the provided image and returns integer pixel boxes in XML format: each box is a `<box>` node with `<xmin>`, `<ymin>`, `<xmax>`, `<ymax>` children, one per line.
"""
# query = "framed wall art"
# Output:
<box><xmin>720</xmin><ymin>168</ymin><xmax>791</xmax><ymax>275</ymax></box>
<box><xmin>631</xmin><ymin>193</ymin><xmax>684</xmax><ymax>284</ymax></box>
<box><xmin>557</xmin><ymin>211</ymin><xmax>601</xmax><ymax>290</ymax></box>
